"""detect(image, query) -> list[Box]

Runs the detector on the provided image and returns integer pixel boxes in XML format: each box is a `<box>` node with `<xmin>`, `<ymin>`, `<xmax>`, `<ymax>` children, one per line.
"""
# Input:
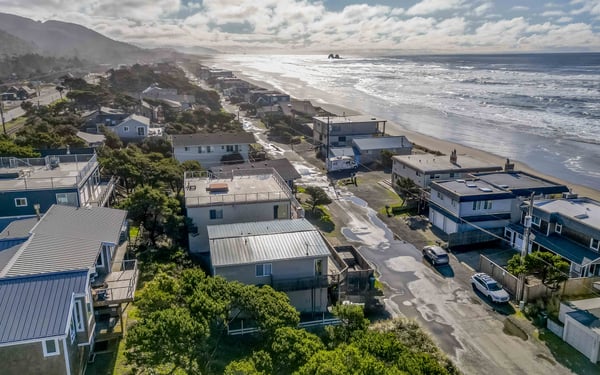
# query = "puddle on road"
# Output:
<box><xmin>343</xmin><ymin>195</ymin><xmax>368</xmax><ymax>208</ymax></box>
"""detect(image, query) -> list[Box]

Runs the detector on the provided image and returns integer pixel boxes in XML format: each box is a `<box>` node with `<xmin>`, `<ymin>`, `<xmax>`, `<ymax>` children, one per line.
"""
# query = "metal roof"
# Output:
<box><xmin>473</xmin><ymin>171</ymin><xmax>569</xmax><ymax>196</ymax></box>
<box><xmin>352</xmin><ymin>136</ymin><xmax>412</xmax><ymax>151</ymax></box>
<box><xmin>0</xmin><ymin>270</ymin><xmax>88</xmax><ymax>344</ymax></box>
<box><xmin>392</xmin><ymin>154</ymin><xmax>502</xmax><ymax>174</ymax></box>
<box><xmin>172</xmin><ymin>132</ymin><xmax>256</xmax><ymax>146</ymax></box>
<box><xmin>0</xmin><ymin>240</ymin><xmax>26</xmax><ymax>273</ymax></box>
<box><xmin>534</xmin><ymin>198</ymin><xmax>600</xmax><ymax>230</ymax></box>
<box><xmin>32</xmin><ymin>205</ymin><xmax>127</xmax><ymax>245</ymax></box>
<box><xmin>0</xmin><ymin>217</ymin><xmax>37</xmax><ymax>240</ymax></box>
<box><xmin>210</xmin><ymin>227</ymin><xmax>330</xmax><ymax>267</ymax></box>
<box><xmin>208</xmin><ymin>218</ymin><xmax>315</xmax><ymax>239</ymax></box>
<box><xmin>329</xmin><ymin>147</ymin><xmax>355</xmax><ymax>158</ymax></box>
<box><xmin>1</xmin><ymin>233</ymin><xmax>101</xmax><ymax>277</ymax></box>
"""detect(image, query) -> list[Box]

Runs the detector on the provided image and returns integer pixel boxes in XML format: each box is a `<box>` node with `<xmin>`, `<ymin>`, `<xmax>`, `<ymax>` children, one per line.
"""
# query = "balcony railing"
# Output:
<box><xmin>271</xmin><ymin>275</ymin><xmax>329</xmax><ymax>292</ymax></box>
<box><xmin>93</xmin><ymin>259</ymin><xmax>138</xmax><ymax>307</ymax></box>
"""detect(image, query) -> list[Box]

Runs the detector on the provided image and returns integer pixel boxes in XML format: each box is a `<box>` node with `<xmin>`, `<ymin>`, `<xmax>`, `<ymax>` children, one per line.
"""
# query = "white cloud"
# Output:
<box><xmin>406</xmin><ymin>0</ymin><xmax>464</xmax><ymax>16</ymax></box>
<box><xmin>510</xmin><ymin>6</ymin><xmax>529</xmax><ymax>12</ymax></box>
<box><xmin>541</xmin><ymin>11</ymin><xmax>565</xmax><ymax>17</ymax></box>
<box><xmin>570</xmin><ymin>0</ymin><xmax>600</xmax><ymax>15</ymax></box>
<box><xmin>557</xmin><ymin>16</ymin><xmax>573</xmax><ymax>23</ymax></box>
<box><xmin>473</xmin><ymin>2</ymin><xmax>493</xmax><ymax>17</ymax></box>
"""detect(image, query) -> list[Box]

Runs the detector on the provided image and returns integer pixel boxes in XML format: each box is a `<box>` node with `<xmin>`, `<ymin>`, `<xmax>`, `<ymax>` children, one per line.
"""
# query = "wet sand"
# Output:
<box><xmin>230</xmin><ymin>70</ymin><xmax>600</xmax><ymax>201</ymax></box>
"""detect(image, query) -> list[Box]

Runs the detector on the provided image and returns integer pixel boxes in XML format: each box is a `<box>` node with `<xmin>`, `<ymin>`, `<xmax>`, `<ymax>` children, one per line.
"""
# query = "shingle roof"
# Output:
<box><xmin>209</xmin><ymin>219</ymin><xmax>330</xmax><ymax>267</ymax></box>
<box><xmin>211</xmin><ymin>158</ymin><xmax>301</xmax><ymax>182</ymax></box>
<box><xmin>0</xmin><ymin>270</ymin><xmax>88</xmax><ymax>344</ymax></box>
<box><xmin>172</xmin><ymin>132</ymin><xmax>256</xmax><ymax>146</ymax></box>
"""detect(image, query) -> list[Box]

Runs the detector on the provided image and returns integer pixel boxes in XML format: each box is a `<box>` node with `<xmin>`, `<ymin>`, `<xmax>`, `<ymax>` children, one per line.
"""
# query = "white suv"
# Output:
<box><xmin>471</xmin><ymin>273</ymin><xmax>510</xmax><ymax>303</ymax></box>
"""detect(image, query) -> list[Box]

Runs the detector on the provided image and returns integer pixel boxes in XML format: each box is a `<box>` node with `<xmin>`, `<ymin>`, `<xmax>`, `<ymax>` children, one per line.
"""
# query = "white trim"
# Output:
<box><xmin>74</xmin><ymin>300</ymin><xmax>85</xmax><ymax>332</ymax></box>
<box><xmin>63</xmin><ymin>338</ymin><xmax>72</xmax><ymax>375</ymax></box>
<box><xmin>555</xmin><ymin>223</ymin><xmax>562</xmax><ymax>234</ymax></box>
<box><xmin>42</xmin><ymin>338</ymin><xmax>60</xmax><ymax>357</ymax></box>
<box><xmin>255</xmin><ymin>263</ymin><xmax>272</xmax><ymax>277</ymax></box>
<box><xmin>591</xmin><ymin>238</ymin><xmax>600</xmax><ymax>251</ymax></box>
<box><xmin>14</xmin><ymin>197</ymin><xmax>28</xmax><ymax>207</ymax></box>
<box><xmin>0</xmin><ymin>334</ymin><xmax>65</xmax><ymax>348</ymax></box>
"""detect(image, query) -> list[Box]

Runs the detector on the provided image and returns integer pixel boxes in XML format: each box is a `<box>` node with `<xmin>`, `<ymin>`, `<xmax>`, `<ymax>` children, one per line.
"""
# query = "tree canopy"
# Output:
<box><xmin>305</xmin><ymin>185</ymin><xmax>333</xmax><ymax>212</ymax></box>
<box><xmin>507</xmin><ymin>251</ymin><xmax>569</xmax><ymax>291</ymax></box>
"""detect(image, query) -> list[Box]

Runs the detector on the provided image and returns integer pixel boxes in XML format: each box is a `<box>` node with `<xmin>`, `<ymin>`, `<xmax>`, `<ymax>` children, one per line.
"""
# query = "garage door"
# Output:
<box><xmin>564</xmin><ymin>318</ymin><xmax>598</xmax><ymax>361</ymax></box>
<box><xmin>430</xmin><ymin>210</ymin><xmax>443</xmax><ymax>230</ymax></box>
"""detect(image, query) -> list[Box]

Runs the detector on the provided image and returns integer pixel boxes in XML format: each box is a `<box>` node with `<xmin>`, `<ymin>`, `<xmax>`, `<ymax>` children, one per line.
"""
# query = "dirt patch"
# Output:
<box><xmin>536</xmin><ymin>353</ymin><xmax>556</xmax><ymax>366</ymax></box>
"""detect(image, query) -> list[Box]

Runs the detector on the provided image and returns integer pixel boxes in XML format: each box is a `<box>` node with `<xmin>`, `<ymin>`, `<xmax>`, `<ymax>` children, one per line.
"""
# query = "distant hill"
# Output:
<box><xmin>0</xmin><ymin>12</ymin><xmax>150</xmax><ymax>64</ymax></box>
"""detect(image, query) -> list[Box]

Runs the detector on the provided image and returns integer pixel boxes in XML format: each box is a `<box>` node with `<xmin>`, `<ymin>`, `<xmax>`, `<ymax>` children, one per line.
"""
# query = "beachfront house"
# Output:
<box><xmin>505</xmin><ymin>196</ymin><xmax>600</xmax><ymax>278</ymax></box>
<box><xmin>313</xmin><ymin>115</ymin><xmax>387</xmax><ymax>156</ymax></box>
<box><xmin>102</xmin><ymin>114</ymin><xmax>150</xmax><ymax>142</ymax></box>
<box><xmin>208</xmin><ymin>219</ymin><xmax>330</xmax><ymax>313</ymax></box>
<box><xmin>391</xmin><ymin>150</ymin><xmax>503</xmax><ymax>189</ymax></box>
<box><xmin>0</xmin><ymin>154</ymin><xmax>115</xmax><ymax>224</ymax></box>
<box><xmin>0</xmin><ymin>205</ymin><xmax>137</xmax><ymax>375</ymax></box>
<box><xmin>184</xmin><ymin>169</ymin><xmax>304</xmax><ymax>253</ymax></box>
<box><xmin>428</xmin><ymin>179</ymin><xmax>516</xmax><ymax>247</ymax></box>
<box><xmin>352</xmin><ymin>136</ymin><xmax>412</xmax><ymax>166</ymax></box>
<box><xmin>557</xmin><ymin>297</ymin><xmax>600</xmax><ymax>363</ymax></box>
<box><xmin>471</xmin><ymin>170</ymin><xmax>570</xmax><ymax>199</ymax></box>
<box><xmin>210</xmin><ymin>158</ymin><xmax>302</xmax><ymax>190</ymax></box>
<box><xmin>172</xmin><ymin>132</ymin><xmax>256</xmax><ymax>168</ymax></box>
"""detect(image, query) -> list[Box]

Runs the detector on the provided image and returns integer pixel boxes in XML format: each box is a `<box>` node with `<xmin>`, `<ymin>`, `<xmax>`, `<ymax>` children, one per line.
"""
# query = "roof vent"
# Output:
<box><xmin>456</xmin><ymin>179</ymin><xmax>465</xmax><ymax>183</ymax></box>
<box><xmin>479</xmin><ymin>187</ymin><xmax>493</xmax><ymax>192</ymax></box>
<box><xmin>207</xmin><ymin>183</ymin><xmax>229</xmax><ymax>192</ymax></box>
<box><xmin>499</xmin><ymin>184</ymin><xmax>509</xmax><ymax>189</ymax></box>
<box><xmin>465</xmin><ymin>182</ymin><xmax>477</xmax><ymax>188</ymax></box>
<box><xmin>574</xmin><ymin>213</ymin><xmax>588</xmax><ymax>220</ymax></box>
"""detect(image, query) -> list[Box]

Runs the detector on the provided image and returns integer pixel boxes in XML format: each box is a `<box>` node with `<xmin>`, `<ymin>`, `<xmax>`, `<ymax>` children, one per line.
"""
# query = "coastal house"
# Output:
<box><xmin>505</xmin><ymin>196</ymin><xmax>600</xmax><ymax>278</ymax></box>
<box><xmin>208</xmin><ymin>219</ymin><xmax>330</xmax><ymax>313</ymax></box>
<box><xmin>141</xmin><ymin>83</ymin><xmax>194</xmax><ymax>109</ymax></box>
<box><xmin>557</xmin><ymin>297</ymin><xmax>600</xmax><ymax>363</ymax></box>
<box><xmin>0</xmin><ymin>205</ymin><xmax>136</xmax><ymax>375</ymax></box>
<box><xmin>184</xmin><ymin>169</ymin><xmax>304</xmax><ymax>253</ymax></box>
<box><xmin>352</xmin><ymin>136</ymin><xmax>412</xmax><ymax>166</ymax></box>
<box><xmin>16</xmin><ymin>86</ymin><xmax>36</xmax><ymax>100</ymax></box>
<box><xmin>428</xmin><ymin>179</ymin><xmax>515</xmax><ymax>247</ymax></box>
<box><xmin>313</xmin><ymin>115</ymin><xmax>387</xmax><ymax>156</ymax></box>
<box><xmin>391</xmin><ymin>150</ymin><xmax>503</xmax><ymax>189</ymax></box>
<box><xmin>102</xmin><ymin>114</ymin><xmax>150</xmax><ymax>142</ymax></box>
<box><xmin>0</xmin><ymin>153</ymin><xmax>115</xmax><ymax>223</ymax></box>
<box><xmin>199</xmin><ymin>68</ymin><xmax>234</xmax><ymax>81</ymax></box>
<box><xmin>471</xmin><ymin>170</ymin><xmax>570</xmax><ymax>199</ymax></box>
<box><xmin>172</xmin><ymin>132</ymin><xmax>256</xmax><ymax>168</ymax></box>
<box><xmin>210</xmin><ymin>158</ymin><xmax>302</xmax><ymax>190</ymax></box>
<box><xmin>84</xmin><ymin>107</ymin><xmax>129</xmax><ymax>132</ymax></box>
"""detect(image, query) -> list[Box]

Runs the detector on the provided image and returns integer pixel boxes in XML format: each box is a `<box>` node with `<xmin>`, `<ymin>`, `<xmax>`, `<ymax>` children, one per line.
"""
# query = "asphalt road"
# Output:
<box><xmin>1</xmin><ymin>87</ymin><xmax>61</xmax><ymax>123</ymax></box>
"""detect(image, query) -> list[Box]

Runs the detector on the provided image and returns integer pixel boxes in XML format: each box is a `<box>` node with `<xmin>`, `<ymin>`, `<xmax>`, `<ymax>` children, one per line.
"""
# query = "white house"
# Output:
<box><xmin>184</xmin><ymin>169</ymin><xmax>304</xmax><ymax>253</ymax></box>
<box><xmin>103</xmin><ymin>114</ymin><xmax>150</xmax><ymax>142</ymax></box>
<box><xmin>313</xmin><ymin>115</ymin><xmax>387</xmax><ymax>155</ymax></box>
<box><xmin>172</xmin><ymin>132</ymin><xmax>256</xmax><ymax>168</ymax></box>
<box><xmin>392</xmin><ymin>150</ymin><xmax>503</xmax><ymax>189</ymax></box>
<box><xmin>558</xmin><ymin>297</ymin><xmax>600</xmax><ymax>363</ymax></box>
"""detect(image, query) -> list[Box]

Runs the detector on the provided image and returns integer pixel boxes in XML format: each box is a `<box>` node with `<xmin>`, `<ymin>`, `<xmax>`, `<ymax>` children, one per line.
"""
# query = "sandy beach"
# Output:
<box><xmin>227</xmin><ymin>69</ymin><xmax>600</xmax><ymax>202</ymax></box>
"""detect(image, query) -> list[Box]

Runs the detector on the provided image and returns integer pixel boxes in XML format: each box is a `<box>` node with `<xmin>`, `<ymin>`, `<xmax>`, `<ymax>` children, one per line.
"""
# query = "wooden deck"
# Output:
<box><xmin>93</xmin><ymin>262</ymin><xmax>138</xmax><ymax>307</ymax></box>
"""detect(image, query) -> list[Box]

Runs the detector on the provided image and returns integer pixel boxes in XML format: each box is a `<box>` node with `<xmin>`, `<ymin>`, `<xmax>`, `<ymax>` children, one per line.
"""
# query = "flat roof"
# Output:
<box><xmin>431</xmin><ymin>179</ymin><xmax>513</xmax><ymax>200</ymax></box>
<box><xmin>211</xmin><ymin>158</ymin><xmax>301</xmax><ymax>182</ymax></box>
<box><xmin>352</xmin><ymin>136</ymin><xmax>412</xmax><ymax>151</ymax></box>
<box><xmin>210</xmin><ymin>220</ymin><xmax>329</xmax><ymax>267</ymax></box>
<box><xmin>393</xmin><ymin>154</ymin><xmax>502</xmax><ymax>174</ymax></box>
<box><xmin>473</xmin><ymin>171</ymin><xmax>569</xmax><ymax>195</ymax></box>
<box><xmin>329</xmin><ymin>147</ymin><xmax>355</xmax><ymax>158</ymax></box>
<box><xmin>535</xmin><ymin>198</ymin><xmax>600</xmax><ymax>229</ymax></box>
<box><xmin>313</xmin><ymin>115</ymin><xmax>386</xmax><ymax>124</ymax></box>
<box><xmin>172</xmin><ymin>132</ymin><xmax>256</xmax><ymax>147</ymax></box>
<box><xmin>0</xmin><ymin>154</ymin><xmax>97</xmax><ymax>192</ymax></box>
<box><xmin>184</xmin><ymin>171</ymin><xmax>292</xmax><ymax>207</ymax></box>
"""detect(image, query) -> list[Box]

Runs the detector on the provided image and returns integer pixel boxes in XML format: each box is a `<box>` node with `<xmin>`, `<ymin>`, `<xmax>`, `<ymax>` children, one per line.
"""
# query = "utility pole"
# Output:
<box><xmin>0</xmin><ymin>101</ymin><xmax>6</xmax><ymax>135</ymax></box>
<box><xmin>326</xmin><ymin>116</ymin><xmax>330</xmax><ymax>162</ymax></box>
<box><xmin>516</xmin><ymin>192</ymin><xmax>535</xmax><ymax>304</ymax></box>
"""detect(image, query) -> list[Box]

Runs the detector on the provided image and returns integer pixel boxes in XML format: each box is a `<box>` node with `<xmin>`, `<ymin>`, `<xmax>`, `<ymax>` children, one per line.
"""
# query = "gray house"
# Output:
<box><xmin>313</xmin><ymin>115</ymin><xmax>387</xmax><ymax>155</ymax></box>
<box><xmin>0</xmin><ymin>205</ymin><xmax>137</xmax><ymax>375</ymax></box>
<box><xmin>352</xmin><ymin>136</ymin><xmax>412</xmax><ymax>165</ymax></box>
<box><xmin>208</xmin><ymin>219</ymin><xmax>330</xmax><ymax>313</ymax></box>
<box><xmin>172</xmin><ymin>132</ymin><xmax>256</xmax><ymax>168</ymax></box>
<box><xmin>102</xmin><ymin>114</ymin><xmax>150</xmax><ymax>142</ymax></box>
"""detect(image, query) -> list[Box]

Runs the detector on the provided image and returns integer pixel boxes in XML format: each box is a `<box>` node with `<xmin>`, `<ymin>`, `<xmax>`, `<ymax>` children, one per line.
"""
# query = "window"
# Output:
<box><xmin>123</xmin><ymin>126</ymin><xmax>129</xmax><ymax>132</ymax></box>
<box><xmin>531</xmin><ymin>215</ymin><xmax>541</xmax><ymax>227</ymax></box>
<box><xmin>591</xmin><ymin>238</ymin><xmax>600</xmax><ymax>251</ymax></box>
<box><xmin>451</xmin><ymin>199</ymin><xmax>457</xmax><ymax>207</ymax></box>
<box><xmin>184</xmin><ymin>146</ymin><xmax>189</xmax><ymax>152</ymax></box>
<box><xmin>207</xmin><ymin>146</ymin><xmax>212</xmax><ymax>153</ymax></box>
<box><xmin>483</xmin><ymin>200</ymin><xmax>493</xmax><ymax>210</ymax></box>
<box><xmin>70</xmin><ymin>316</ymin><xmax>76</xmax><ymax>343</ymax></box>
<box><xmin>472</xmin><ymin>201</ymin><xmax>481</xmax><ymax>210</ymax></box>
<box><xmin>137</xmin><ymin>127</ymin><xmax>145</xmax><ymax>136</ymax></box>
<box><xmin>96</xmin><ymin>251</ymin><xmax>104</xmax><ymax>267</ymax></box>
<box><xmin>436</xmin><ymin>191</ymin><xmax>443</xmax><ymax>200</ymax></box>
<box><xmin>226</xmin><ymin>145</ymin><xmax>234</xmax><ymax>152</ymax></box>
<box><xmin>209</xmin><ymin>209</ymin><xmax>223</xmax><ymax>220</ymax></box>
<box><xmin>315</xmin><ymin>259</ymin><xmax>323</xmax><ymax>276</ymax></box>
<box><xmin>197</xmin><ymin>146</ymin><xmax>203</xmax><ymax>153</ymax></box>
<box><xmin>555</xmin><ymin>223</ymin><xmax>562</xmax><ymax>234</ymax></box>
<box><xmin>14</xmin><ymin>198</ymin><xmax>27</xmax><ymax>207</ymax></box>
<box><xmin>74</xmin><ymin>300</ymin><xmax>85</xmax><ymax>332</ymax></box>
<box><xmin>43</xmin><ymin>339</ymin><xmax>60</xmax><ymax>357</ymax></box>
<box><xmin>256</xmin><ymin>263</ymin><xmax>272</xmax><ymax>277</ymax></box>
<box><xmin>338</xmin><ymin>136</ymin><xmax>346</xmax><ymax>142</ymax></box>
<box><xmin>473</xmin><ymin>201</ymin><xmax>492</xmax><ymax>210</ymax></box>
<box><xmin>56</xmin><ymin>192</ymin><xmax>78</xmax><ymax>206</ymax></box>
<box><xmin>416</xmin><ymin>171</ymin><xmax>421</xmax><ymax>176</ymax></box>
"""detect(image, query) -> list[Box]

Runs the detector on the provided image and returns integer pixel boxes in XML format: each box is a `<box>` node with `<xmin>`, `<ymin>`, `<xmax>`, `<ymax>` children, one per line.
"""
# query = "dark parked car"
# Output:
<box><xmin>422</xmin><ymin>245</ymin><xmax>449</xmax><ymax>266</ymax></box>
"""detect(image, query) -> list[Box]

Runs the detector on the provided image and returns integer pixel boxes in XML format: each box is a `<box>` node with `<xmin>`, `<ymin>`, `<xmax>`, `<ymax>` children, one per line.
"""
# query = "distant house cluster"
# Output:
<box><xmin>1</xmin><ymin>85</ymin><xmax>36</xmax><ymax>101</ymax></box>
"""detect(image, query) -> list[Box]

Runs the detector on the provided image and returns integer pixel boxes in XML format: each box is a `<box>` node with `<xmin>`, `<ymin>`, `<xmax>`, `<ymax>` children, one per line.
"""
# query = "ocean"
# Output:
<box><xmin>212</xmin><ymin>53</ymin><xmax>600</xmax><ymax>190</ymax></box>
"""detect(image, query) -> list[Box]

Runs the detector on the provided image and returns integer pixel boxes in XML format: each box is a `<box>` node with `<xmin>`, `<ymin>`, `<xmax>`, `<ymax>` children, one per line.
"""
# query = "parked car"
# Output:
<box><xmin>422</xmin><ymin>245</ymin><xmax>449</xmax><ymax>266</ymax></box>
<box><xmin>470</xmin><ymin>273</ymin><xmax>510</xmax><ymax>303</ymax></box>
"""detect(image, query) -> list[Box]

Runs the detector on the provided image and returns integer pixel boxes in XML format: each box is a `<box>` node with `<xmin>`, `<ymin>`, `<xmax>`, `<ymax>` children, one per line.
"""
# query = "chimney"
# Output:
<box><xmin>504</xmin><ymin>158</ymin><xmax>515</xmax><ymax>171</ymax></box>
<box><xmin>33</xmin><ymin>203</ymin><xmax>41</xmax><ymax>221</ymax></box>
<box><xmin>449</xmin><ymin>149</ymin><xmax>457</xmax><ymax>164</ymax></box>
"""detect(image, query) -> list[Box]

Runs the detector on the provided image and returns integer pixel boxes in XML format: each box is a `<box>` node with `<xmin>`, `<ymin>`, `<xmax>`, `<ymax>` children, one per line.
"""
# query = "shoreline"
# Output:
<box><xmin>224</xmin><ymin>70</ymin><xmax>600</xmax><ymax>202</ymax></box>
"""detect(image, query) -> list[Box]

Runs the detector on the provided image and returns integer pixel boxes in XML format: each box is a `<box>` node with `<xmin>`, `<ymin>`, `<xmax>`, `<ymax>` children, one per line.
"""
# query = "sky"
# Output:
<box><xmin>1</xmin><ymin>0</ymin><xmax>599</xmax><ymax>53</ymax></box>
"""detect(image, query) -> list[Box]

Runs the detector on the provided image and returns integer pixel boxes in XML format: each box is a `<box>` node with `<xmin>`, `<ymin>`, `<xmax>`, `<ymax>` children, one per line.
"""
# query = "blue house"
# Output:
<box><xmin>0</xmin><ymin>154</ymin><xmax>115</xmax><ymax>225</ymax></box>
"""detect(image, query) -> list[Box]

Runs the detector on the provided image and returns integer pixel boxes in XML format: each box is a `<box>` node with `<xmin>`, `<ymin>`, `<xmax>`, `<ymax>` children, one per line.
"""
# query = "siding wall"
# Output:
<box><xmin>0</xmin><ymin>188</ymin><xmax>79</xmax><ymax>218</ymax></box>
<box><xmin>0</xmin><ymin>339</ymin><xmax>68</xmax><ymax>375</ymax></box>
<box><xmin>173</xmin><ymin>144</ymin><xmax>251</xmax><ymax>168</ymax></box>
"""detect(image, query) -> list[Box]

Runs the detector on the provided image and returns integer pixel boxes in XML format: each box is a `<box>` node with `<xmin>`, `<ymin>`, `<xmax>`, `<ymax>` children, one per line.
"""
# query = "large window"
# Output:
<box><xmin>70</xmin><ymin>316</ymin><xmax>76</xmax><ymax>343</ymax></box>
<box><xmin>14</xmin><ymin>198</ymin><xmax>27</xmax><ymax>207</ymax></box>
<box><xmin>74</xmin><ymin>300</ymin><xmax>85</xmax><ymax>332</ymax></box>
<box><xmin>226</xmin><ymin>145</ymin><xmax>234</xmax><ymax>152</ymax></box>
<box><xmin>209</xmin><ymin>209</ymin><xmax>223</xmax><ymax>220</ymax></box>
<box><xmin>256</xmin><ymin>263</ymin><xmax>272</xmax><ymax>277</ymax></box>
<box><xmin>43</xmin><ymin>339</ymin><xmax>60</xmax><ymax>357</ymax></box>
<box><xmin>473</xmin><ymin>200</ymin><xmax>493</xmax><ymax>210</ymax></box>
<box><xmin>56</xmin><ymin>192</ymin><xmax>78</xmax><ymax>206</ymax></box>
<box><xmin>591</xmin><ymin>238</ymin><xmax>600</xmax><ymax>251</ymax></box>
<box><xmin>137</xmin><ymin>127</ymin><xmax>145</xmax><ymax>136</ymax></box>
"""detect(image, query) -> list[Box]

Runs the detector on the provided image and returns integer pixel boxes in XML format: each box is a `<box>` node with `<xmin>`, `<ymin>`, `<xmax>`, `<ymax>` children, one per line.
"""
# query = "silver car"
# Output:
<box><xmin>422</xmin><ymin>245</ymin><xmax>449</xmax><ymax>266</ymax></box>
